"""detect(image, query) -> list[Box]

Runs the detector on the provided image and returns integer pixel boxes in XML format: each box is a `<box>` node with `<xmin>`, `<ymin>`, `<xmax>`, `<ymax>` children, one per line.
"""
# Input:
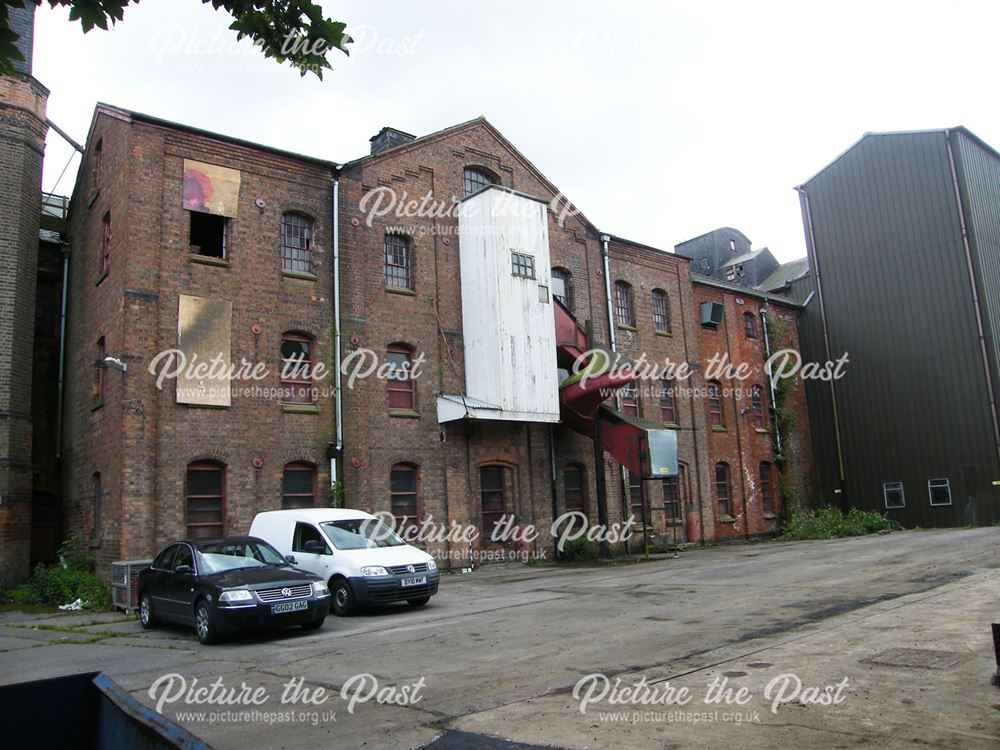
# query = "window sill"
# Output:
<box><xmin>719</xmin><ymin>514</ymin><xmax>736</xmax><ymax>523</ymax></box>
<box><xmin>95</xmin><ymin>270</ymin><xmax>108</xmax><ymax>287</ymax></box>
<box><xmin>189</xmin><ymin>254</ymin><xmax>230</xmax><ymax>268</ymax></box>
<box><xmin>663</xmin><ymin>422</ymin><xmax>680</xmax><ymax>429</ymax></box>
<box><xmin>617</xmin><ymin>325</ymin><xmax>637</xmax><ymax>332</ymax></box>
<box><xmin>282</xmin><ymin>403</ymin><xmax>319</xmax><ymax>414</ymax></box>
<box><xmin>762</xmin><ymin>512</ymin><xmax>778</xmax><ymax>520</ymax></box>
<box><xmin>385</xmin><ymin>286</ymin><xmax>416</xmax><ymax>297</ymax></box>
<box><xmin>655</xmin><ymin>330</ymin><xmax>673</xmax><ymax>338</ymax></box>
<box><xmin>711</xmin><ymin>425</ymin><xmax>727</xmax><ymax>433</ymax></box>
<box><xmin>283</xmin><ymin>270</ymin><xmax>316</xmax><ymax>281</ymax></box>
<box><xmin>755</xmin><ymin>427</ymin><xmax>770</xmax><ymax>434</ymax></box>
<box><xmin>389</xmin><ymin>409</ymin><xmax>421</xmax><ymax>419</ymax></box>
<box><xmin>90</xmin><ymin>401</ymin><xmax>104</xmax><ymax>412</ymax></box>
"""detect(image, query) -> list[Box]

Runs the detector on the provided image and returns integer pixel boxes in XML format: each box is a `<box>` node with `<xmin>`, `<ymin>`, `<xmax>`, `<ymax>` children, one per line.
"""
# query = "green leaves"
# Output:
<box><xmin>0</xmin><ymin>0</ymin><xmax>351</xmax><ymax>78</ymax></box>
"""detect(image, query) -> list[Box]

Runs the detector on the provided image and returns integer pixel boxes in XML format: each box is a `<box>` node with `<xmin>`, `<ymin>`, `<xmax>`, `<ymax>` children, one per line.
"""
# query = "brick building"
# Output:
<box><xmin>48</xmin><ymin>103</ymin><xmax>812</xmax><ymax>575</ymax></box>
<box><xmin>0</xmin><ymin>3</ymin><xmax>50</xmax><ymax>584</ymax></box>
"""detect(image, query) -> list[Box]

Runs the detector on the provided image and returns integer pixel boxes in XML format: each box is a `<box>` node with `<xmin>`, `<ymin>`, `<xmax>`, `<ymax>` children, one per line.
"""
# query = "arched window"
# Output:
<box><xmin>186</xmin><ymin>460</ymin><xmax>226</xmax><ymax>538</ymax></box>
<box><xmin>463</xmin><ymin>167</ymin><xmax>496</xmax><ymax>197</ymax></box>
<box><xmin>101</xmin><ymin>212</ymin><xmax>111</xmax><ymax>274</ymax></box>
<box><xmin>281</xmin><ymin>212</ymin><xmax>313</xmax><ymax>273</ymax></box>
<box><xmin>479</xmin><ymin>465</ymin><xmax>507</xmax><ymax>536</ymax></box>
<box><xmin>614</xmin><ymin>281</ymin><xmax>635</xmax><ymax>328</ymax></box>
<box><xmin>759</xmin><ymin>461</ymin><xmax>774</xmax><ymax>514</ymax></box>
<box><xmin>390</xmin><ymin>463</ymin><xmax>419</xmax><ymax>529</ymax></box>
<box><xmin>651</xmin><ymin>289</ymin><xmax>671</xmax><ymax>333</ymax></box>
<box><xmin>743</xmin><ymin>311</ymin><xmax>758</xmax><ymax>339</ymax></box>
<box><xmin>551</xmin><ymin>267</ymin><xmax>573</xmax><ymax>311</ymax></box>
<box><xmin>387</xmin><ymin>344</ymin><xmax>415</xmax><ymax>411</ymax></box>
<box><xmin>281</xmin><ymin>332</ymin><xmax>315</xmax><ymax>403</ymax></box>
<box><xmin>282</xmin><ymin>462</ymin><xmax>316</xmax><ymax>509</ymax></box>
<box><xmin>384</xmin><ymin>234</ymin><xmax>412</xmax><ymax>290</ymax></box>
<box><xmin>619</xmin><ymin>380</ymin><xmax>639</xmax><ymax>416</ymax></box>
<box><xmin>564</xmin><ymin>463</ymin><xmax>586</xmax><ymax>515</ymax></box>
<box><xmin>715</xmin><ymin>462</ymin><xmax>731</xmax><ymax>517</ymax></box>
<box><xmin>750</xmin><ymin>385</ymin><xmax>764</xmax><ymax>430</ymax></box>
<box><xmin>707</xmin><ymin>380</ymin><xmax>724</xmax><ymax>427</ymax></box>
<box><xmin>659</xmin><ymin>378</ymin><xmax>676</xmax><ymax>424</ymax></box>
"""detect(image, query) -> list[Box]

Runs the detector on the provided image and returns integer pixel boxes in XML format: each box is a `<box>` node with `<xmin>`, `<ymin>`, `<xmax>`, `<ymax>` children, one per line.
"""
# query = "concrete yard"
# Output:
<box><xmin>1</xmin><ymin>528</ymin><xmax>998</xmax><ymax>748</ymax></box>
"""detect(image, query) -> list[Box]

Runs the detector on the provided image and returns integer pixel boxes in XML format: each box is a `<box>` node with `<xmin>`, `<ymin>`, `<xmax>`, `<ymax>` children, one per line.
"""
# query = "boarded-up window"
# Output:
<box><xmin>282</xmin><ymin>462</ymin><xmax>316</xmax><ymax>509</ymax></box>
<box><xmin>707</xmin><ymin>381</ymin><xmax>724</xmax><ymax>427</ymax></box>
<box><xmin>564</xmin><ymin>464</ymin><xmax>586</xmax><ymax>515</ymax></box>
<box><xmin>182</xmin><ymin>159</ymin><xmax>241</xmax><ymax>217</ymax></box>
<box><xmin>186</xmin><ymin>461</ymin><xmax>225</xmax><ymax>538</ymax></box>
<box><xmin>480</xmin><ymin>466</ymin><xmax>506</xmax><ymax>537</ymax></box>
<box><xmin>387</xmin><ymin>345</ymin><xmax>415</xmax><ymax>411</ymax></box>
<box><xmin>760</xmin><ymin>461</ymin><xmax>774</xmax><ymax>513</ymax></box>
<box><xmin>177</xmin><ymin>295</ymin><xmax>232</xmax><ymax>407</ymax></box>
<box><xmin>390</xmin><ymin>463</ymin><xmax>419</xmax><ymax>529</ymax></box>
<box><xmin>281</xmin><ymin>332</ymin><xmax>315</xmax><ymax>404</ymax></box>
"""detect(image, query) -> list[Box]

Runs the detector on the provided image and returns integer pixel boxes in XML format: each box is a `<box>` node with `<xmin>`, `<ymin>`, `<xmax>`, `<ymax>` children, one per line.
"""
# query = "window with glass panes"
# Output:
<box><xmin>391</xmin><ymin>463</ymin><xmax>419</xmax><ymax>528</ymax></box>
<box><xmin>463</xmin><ymin>167</ymin><xmax>495</xmax><ymax>197</ymax></box>
<box><xmin>280</xmin><ymin>333</ymin><xmax>314</xmax><ymax>403</ymax></box>
<box><xmin>480</xmin><ymin>466</ymin><xmax>505</xmax><ymax>537</ymax></box>
<box><xmin>511</xmin><ymin>251</ymin><xmax>535</xmax><ymax>278</ymax></box>
<box><xmin>652</xmin><ymin>289</ymin><xmax>671</xmax><ymax>332</ymax></box>
<box><xmin>387</xmin><ymin>346</ymin><xmax>415</xmax><ymax>410</ymax></box>
<box><xmin>715</xmin><ymin>462</ymin><xmax>731</xmax><ymax>517</ymax></box>
<box><xmin>564</xmin><ymin>464</ymin><xmax>586</xmax><ymax>515</ymax></box>
<box><xmin>281</xmin><ymin>213</ymin><xmax>313</xmax><ymax>273</ymax></box>
<box><xmin>384</xmin><ymin>234</ymin><xmax>412</xmax><ymax>289</ymax></box>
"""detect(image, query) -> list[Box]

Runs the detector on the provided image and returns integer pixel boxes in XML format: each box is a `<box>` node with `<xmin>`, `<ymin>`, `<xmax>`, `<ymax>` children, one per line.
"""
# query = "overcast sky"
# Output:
<box><xmin>33</xmin><ymin>0</ymin><xmax>1000</xmax><ymax>262</ymax></box>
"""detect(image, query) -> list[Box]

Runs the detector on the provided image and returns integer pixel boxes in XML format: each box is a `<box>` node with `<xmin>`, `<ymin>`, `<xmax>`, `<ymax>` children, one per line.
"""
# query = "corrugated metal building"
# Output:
<box><xmin>796</xmin><ymin>127</ymin><xmax>1000</xmax><ymax>527</ymax></box>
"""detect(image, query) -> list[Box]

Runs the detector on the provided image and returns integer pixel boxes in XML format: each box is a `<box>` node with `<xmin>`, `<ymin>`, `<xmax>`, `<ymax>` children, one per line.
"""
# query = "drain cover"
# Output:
<box><xmin>863</xmin><ymin>648</ymin><xmax>961</xmax><ymax>670</ymax></box>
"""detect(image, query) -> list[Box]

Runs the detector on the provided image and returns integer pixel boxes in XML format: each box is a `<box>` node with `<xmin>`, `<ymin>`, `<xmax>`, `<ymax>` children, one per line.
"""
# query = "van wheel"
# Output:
<box><xmin>330</xmin><ymin>578</ymin><xmax>355</xmax><ymax>616</ymax></box>
<box><xmin>407</xmin><ymin>597</ymin><xmax>430</xmax><ymax>607</ymax></box>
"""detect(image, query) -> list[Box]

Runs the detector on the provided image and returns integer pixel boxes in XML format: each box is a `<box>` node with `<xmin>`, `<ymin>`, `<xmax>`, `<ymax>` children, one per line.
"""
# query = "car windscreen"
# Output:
<box><xmin>195</xmin><ymin>540</ymin><xmax>287</xmax><ymax>573</ymax></box>
<box><xmin>320</xmin><ymin>519</ymin><xmax>405</xmax><ymax>550</ymax></box>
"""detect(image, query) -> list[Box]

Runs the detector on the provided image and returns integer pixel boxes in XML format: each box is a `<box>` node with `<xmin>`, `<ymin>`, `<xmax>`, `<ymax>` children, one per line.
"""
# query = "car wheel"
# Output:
<box><xmin>194</xmin><ymin>600</ymin><xmax>220</xmax><ymax>644</ymax></box>
<box><xmin>301</xmin><ymin>616</ymin><xmax>325</xmax><ymax>631</ymax></box>
<box><xmin>407</xmin><ymin>597</ymin><xmax>430</xmax><ymax>607</ymax></box>
<box><xmin>139</xmin><ymin>593</ymin><xmax>156</xmax><ymax>629</ymax></box>
<box><xmin>330</xmin><ymin>578</ymin><xmax>355</xmax><ymax>616</ymax></box>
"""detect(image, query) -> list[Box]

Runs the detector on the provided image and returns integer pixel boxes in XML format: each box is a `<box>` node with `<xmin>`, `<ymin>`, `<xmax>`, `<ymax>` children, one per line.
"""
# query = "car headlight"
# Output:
<box><xmin>426</xmin><ymin>558</ymin><xmax>437</xmax><ymax>571</ymax></box>
<box><xmin>219</xmin><ymin>589</ymin><xmax>254</xmax><ymax>603</ymax></box>
<box><xmin>360</xmin><ymin>566</ymin><xmax>389</xmax><ymax>577</ymax></box>
<box><xmin>312</xmin><ymin>581</ymin><xmax>330</xmax><ymax>597</ymax></box>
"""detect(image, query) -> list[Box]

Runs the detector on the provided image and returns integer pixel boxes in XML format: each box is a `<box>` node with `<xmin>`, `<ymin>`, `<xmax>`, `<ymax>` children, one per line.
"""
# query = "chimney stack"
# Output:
<box><xmin>369</xmin><ymin>127</ymin><xmax>416</xmax><ymax>155</ymax></box>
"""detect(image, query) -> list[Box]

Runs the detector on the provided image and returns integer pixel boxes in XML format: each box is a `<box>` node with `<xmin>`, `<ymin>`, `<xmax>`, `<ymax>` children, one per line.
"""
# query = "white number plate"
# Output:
<box><xmin>400</xmin><ymin>576</ymin><xmax>427</xmax><ymax>587</ymax></box>
<box><xmin>271</xmin><ymin>600</ymin><xmax>308</xmax><ymax>614</ymax></box>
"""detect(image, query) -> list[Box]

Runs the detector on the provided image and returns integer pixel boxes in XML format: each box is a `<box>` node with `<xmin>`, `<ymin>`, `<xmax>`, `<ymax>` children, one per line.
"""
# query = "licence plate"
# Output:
<box><xmin>271</xmin><ymin>600</ymin><xmax>308</xmax><ymax>614</ymax></box>
<box><xmin>401</xmin><ymin>576</ymin><xmax>427</xmax><ymax>587</ymax></box>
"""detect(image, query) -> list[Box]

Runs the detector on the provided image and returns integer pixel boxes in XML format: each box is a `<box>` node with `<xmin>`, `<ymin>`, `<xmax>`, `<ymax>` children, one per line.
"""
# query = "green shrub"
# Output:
<box><xmin>559</xmin><ymin>536</ymin><xmax>597</xmax><ymax>561</ymax></box>
<box><xmin>782</xmin><ymin>506</ymin><xmax>899</xmax><ymax>540</ymax></box>
<box><xmin>4</xmin><ymin>534</ymin><xmax>109</xmax><ymax>609</ymax></box>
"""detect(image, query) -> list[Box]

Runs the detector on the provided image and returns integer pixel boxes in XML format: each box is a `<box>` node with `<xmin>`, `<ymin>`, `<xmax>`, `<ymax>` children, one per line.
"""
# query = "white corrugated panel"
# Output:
<box><xmin>457</xmin><ymin>188</ymin><xmax>560</xmax><ymax>422</ymax></box>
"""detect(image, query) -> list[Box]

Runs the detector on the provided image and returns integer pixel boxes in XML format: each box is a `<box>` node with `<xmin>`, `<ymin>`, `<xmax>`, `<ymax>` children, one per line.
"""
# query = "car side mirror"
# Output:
<box><xmin>284</xmin><ymin>555</ymin><xmax>297</xmax><ymax>565</ymax></box>
<box><xmin>303</xmin><ymin>540</ymin><xmax>325</xmax><ymax>554</ymax></box>
<box><xmin>174</xmin><ymin>564</ymin><xmax>193</xmax><ymax>575</ymax></box>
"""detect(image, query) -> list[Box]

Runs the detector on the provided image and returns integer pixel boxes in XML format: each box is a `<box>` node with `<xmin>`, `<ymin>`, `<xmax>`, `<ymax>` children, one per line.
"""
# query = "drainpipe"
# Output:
<box><xmin>55</xmin><ymin>245</ymin><xmax>70</xmax><ymax>458</ymax></box>
<box><xmin>760</xmin><ymin>306</ymin><xmax>781</xmax><ymax>457</ymax></box>
<box><xmin>331</xmin><ymin>176</ymin><xmax>343</xmax><ymax>497</ymax></box>
<box><xmin>945</xmin><ymin>130</ymin><xmax>1000</xmax><ymax>471</ymax></box>
<box><xmin>601</xmin><ymin>234</ymin><xmax>631</xmax><ymax>540</ymax></box>
<box><xmin>798</xmin><ymin>186</ymin><xmax>847</xmax><ymax>505</ymax></box>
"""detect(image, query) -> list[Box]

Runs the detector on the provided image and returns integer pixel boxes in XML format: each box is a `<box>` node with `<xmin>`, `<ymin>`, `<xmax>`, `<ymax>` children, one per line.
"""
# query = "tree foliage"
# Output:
<box><xmin>1</xmin><ymin>0</ymin><xmax>351</xmax><ymax>77</ymax></box>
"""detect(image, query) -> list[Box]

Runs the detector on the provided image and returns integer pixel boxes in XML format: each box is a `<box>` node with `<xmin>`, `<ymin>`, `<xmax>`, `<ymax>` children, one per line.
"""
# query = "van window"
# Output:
<box><xmin>293</xmin><ymin>522</ymin><xmax>330</xmax><ymax>554</ymax></box>
<box><xmin>321</xmin><ymin>519</ymin><xmax>405</xmax><ymax>550</ymax></box>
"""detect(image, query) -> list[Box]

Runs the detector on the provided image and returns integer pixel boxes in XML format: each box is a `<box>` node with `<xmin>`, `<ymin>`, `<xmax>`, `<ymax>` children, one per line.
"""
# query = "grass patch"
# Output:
<box><xmin>782</xmin><ymin>506</ymin><xmax>900</xmax><ymax>540</ymax></box>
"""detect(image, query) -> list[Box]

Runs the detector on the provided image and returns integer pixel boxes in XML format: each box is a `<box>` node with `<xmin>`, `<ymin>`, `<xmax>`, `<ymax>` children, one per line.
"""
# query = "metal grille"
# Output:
<box><xmin>281</xmin><ymin>213</ymin><xmax>313</xmax><ymax>273</ymax></box>
<box><xmin>387</xmin><ymin>563</ymin><xmax>428</xmax><ymax>575</ymax></box>
<box><xmin>384</xmin><ymin>235</ymin><xmax>411</xmax><ymax>288</ymax></box>
<box><xmin>614</xmin><ymin>282</ymin><xmax>634</xmax><ymax>327</ymax></box>
<box><xmin>652</xmin><ymin>289</ymin><xmax>670</xmax><ymax>332</ymax></box>
<box><xmin>256</xmin><ymin>584</ymin><xmax>313</xmax><ymax>602</ymax></box>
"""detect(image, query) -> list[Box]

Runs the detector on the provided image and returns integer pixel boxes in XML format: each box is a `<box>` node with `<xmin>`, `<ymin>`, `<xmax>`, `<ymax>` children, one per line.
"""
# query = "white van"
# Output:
<box><xmin>249</xmin><ymin>509</ymin><xmax>439</xmax><ymax>616</ymax></box>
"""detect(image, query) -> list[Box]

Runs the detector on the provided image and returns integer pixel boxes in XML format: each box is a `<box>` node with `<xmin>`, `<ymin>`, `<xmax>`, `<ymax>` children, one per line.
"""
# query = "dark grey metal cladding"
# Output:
<box><xmin>800</xmin><ymin>130</ymin><xmax>1000</xmax><ymax>528</ymax></box>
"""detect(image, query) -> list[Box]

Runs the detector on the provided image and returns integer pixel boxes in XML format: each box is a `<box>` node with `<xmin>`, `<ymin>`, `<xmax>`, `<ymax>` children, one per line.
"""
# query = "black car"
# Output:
<box><xmin>138</xmin><ymin>536</ymin><xmax>331</xmax><ymax>644</ymax></box>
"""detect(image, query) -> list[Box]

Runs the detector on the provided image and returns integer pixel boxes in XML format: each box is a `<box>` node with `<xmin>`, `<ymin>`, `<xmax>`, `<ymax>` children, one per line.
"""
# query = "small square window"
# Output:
<box><xmin>928</xmin><ymin>478</ymin><xmax>952</xmax><ymax>507</ymax></box>
<box><xmin>190</xmin><ymin>212</ymin><xmax>227</xmax><ymax>259</ymax></box>
<box><xmin>511</xmin><ymin>251</ymin><xmax>535</xmax><ymax>278</ymax></box>
<box><xmin>883</xmin><ymin>481</ymin><xmax>905</xmax><ymax>509</ymax></box>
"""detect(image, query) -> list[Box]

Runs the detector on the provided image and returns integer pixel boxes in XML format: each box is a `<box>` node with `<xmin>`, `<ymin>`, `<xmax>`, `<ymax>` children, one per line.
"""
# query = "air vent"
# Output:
<box><xmin>700</xmin><ymin>302</ymin><xmax>724</xmax><ymax>328</ymax></box>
